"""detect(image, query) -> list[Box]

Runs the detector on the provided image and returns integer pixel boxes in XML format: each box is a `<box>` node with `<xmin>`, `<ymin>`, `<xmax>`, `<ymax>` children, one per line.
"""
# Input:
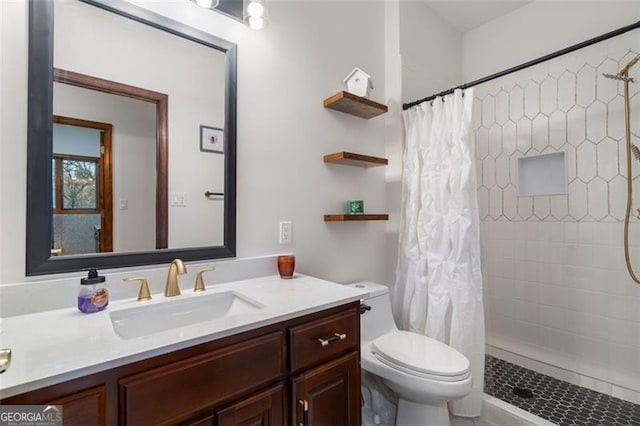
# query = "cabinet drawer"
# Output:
<box><xmin>289</xmin><ymin>309</ymin><xmax>358</xmax><ymax>372</ymax></box>
<box><xmin>119</xmin><ymin>331</ymin><xmax>284</xmax><ymax>425</ymax></box>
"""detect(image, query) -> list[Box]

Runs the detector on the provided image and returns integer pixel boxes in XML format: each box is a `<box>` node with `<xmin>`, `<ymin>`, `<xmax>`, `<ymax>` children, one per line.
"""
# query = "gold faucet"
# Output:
<box><xmin>165</xmin><ymin>259</ymin><xmax>187</xmax><ymax>297</ymax></box>
<box><xmin>123</xmin><ymin>277</ymin><xmax>152</xmax><ymax>302</ymax></box>
<box><xmin>0</xmin><ymin>349</ymin><xmax>10</xmax><ymax>374</ymax></box>
<box><xmin>194</xmin><ymin>267</ymin><xmax>215</xmax><ymax>292</ymax></box>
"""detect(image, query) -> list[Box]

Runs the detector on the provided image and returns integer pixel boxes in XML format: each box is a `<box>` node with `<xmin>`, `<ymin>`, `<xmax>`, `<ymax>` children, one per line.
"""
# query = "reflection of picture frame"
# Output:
<box><xmin>200</xmin><ymin>125</ymin><xmax>224</xmax><ymax>154</ymax></box>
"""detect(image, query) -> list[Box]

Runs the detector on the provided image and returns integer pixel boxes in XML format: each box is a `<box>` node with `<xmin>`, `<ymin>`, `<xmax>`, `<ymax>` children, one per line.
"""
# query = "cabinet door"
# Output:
<box><xmin>291</xmin><ymin>352</ymin><xmax>360</xmax><ymax>426</ymax></box>
<box><xmin>216</xmin><ymin>384</ymin><xmax>284</xmax><ymax>426</ymax></box>
<box><xmin>47</xmin><ymin>385</ymin><xmax>107</xmax><ymax>426</ymax></box>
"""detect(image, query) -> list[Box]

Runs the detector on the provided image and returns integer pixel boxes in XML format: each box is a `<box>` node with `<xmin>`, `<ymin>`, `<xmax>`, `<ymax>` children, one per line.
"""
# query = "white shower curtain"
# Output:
<box><xmin>392</xmin><ymin>88</ymin><xmax>485</xmax><ymax>417</ymax></box>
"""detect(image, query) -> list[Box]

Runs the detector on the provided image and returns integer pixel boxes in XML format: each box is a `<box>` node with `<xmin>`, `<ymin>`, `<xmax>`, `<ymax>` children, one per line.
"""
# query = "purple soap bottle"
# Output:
<box><xmin>78</xmin><ymin>269</ymin><xmax>109</xmax><ymax>314</ymax></box>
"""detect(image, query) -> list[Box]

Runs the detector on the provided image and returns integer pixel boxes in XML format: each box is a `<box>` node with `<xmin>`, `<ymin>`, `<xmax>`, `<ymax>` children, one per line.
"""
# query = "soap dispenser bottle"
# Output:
<box><xmin>78</xmin><ymin>269</ymin><xmax>109</xmax><ymax>313</ymax></box>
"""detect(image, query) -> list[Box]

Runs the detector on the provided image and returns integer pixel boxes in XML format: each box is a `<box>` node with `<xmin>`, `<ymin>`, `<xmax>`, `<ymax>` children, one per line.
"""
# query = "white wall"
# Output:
<box><xmin>465</xmin><ymin>1</ymin><xmax>640</xmax><ymax>402</ymax></box>
<box><xmin>53</xmin><ymin>83</ymin><xmax>157</xmax><ymax>253</ymax></box>
<box><xmin>462</xmin><ymin>0</ymin><xmax>640</xmax><ymax>82</ymax></box>
<box><xmin>0</xmin><ymin>0</ymin><xmax>388</xmax><ymax>286</ymax></box>
<box><xmin>400</xmin><ymin>0</ymin><xmax>462</xmax><ymax>104</ymax></box>
<box><xmin>384</xmin><ymin>1</ymin><xmax>463</xmax><ymax>285</ymax></box>
<box><xmin>384</xmin><ymin>0</ymin><xmax>404</xmax><ymax>286</ymax></box>
<box><xmin>0</xmin><ymin>0</ymin><xmax>28</xmax><ymax>285</ymax></box>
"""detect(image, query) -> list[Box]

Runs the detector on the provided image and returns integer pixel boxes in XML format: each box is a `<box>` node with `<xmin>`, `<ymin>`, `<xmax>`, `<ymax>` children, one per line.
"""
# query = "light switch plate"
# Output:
<box><xmin>171</xmin><ymin>192</ymin><xmax>186</xmax><ymax>207</ymax></box>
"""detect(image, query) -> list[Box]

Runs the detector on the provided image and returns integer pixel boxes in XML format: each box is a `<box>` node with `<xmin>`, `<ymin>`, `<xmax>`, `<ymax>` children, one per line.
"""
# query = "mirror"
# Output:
<box><xmin>27</xmin><ymin>0</ymin><xmax>237</xmax><ymax>275</ymax></box>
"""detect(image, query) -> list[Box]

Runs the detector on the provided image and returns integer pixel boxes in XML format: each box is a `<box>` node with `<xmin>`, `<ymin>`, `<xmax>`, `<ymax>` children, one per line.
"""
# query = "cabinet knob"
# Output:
<box><xmin>318</xmin><ymin>333</ymin><xmax>347</xmax><ymax>347</ymax></box>
<box><xmin>194</xmin><ymin>267</ymin><xmax>216</xmax><ymax>292</ymax></box>
<box><xmin>123</xmin><ymin>277</ymin><xmax>152</xmax><ymax>301</ymax></box>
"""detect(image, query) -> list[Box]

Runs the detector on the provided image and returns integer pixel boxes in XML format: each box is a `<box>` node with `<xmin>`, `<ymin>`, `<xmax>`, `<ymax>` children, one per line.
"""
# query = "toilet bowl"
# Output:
<box><xmin>349</xmin><ymin>282</ymin><xmax>472</xmax><ymax>426</ymax></box>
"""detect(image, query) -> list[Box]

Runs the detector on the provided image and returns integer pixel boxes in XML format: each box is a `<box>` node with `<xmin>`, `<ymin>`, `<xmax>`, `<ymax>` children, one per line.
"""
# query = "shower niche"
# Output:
<box><xmin>517</xmin><ymin>152</ymin><xmax>567</xmax><ymax>196</ymax></box>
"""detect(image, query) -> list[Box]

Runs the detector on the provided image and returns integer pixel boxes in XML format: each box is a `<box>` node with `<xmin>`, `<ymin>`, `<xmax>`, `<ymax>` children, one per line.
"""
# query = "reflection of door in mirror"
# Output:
<box><xmin>52</xmin><ymin>116</ymin><xmax>113</xmax><ymax>256</ymax></box>
<box><xmin>53</xmin><ymin>78</ymin><xmax>162</xmax><ymax>253</ymax></box>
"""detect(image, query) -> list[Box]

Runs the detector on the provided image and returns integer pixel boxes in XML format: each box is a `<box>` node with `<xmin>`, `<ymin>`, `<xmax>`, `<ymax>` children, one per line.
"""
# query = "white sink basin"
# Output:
<box><xmin>110</xmin><ymin>291</ymin><xmax>265</xmax><ymax>339</ymax></box>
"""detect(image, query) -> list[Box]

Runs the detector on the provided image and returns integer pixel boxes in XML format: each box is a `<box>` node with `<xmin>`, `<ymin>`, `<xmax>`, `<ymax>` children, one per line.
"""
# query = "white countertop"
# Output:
<box><xmin>0</xmin><ymin>274</ymin><xmax>368</xmax><ymax>399</ymax></box>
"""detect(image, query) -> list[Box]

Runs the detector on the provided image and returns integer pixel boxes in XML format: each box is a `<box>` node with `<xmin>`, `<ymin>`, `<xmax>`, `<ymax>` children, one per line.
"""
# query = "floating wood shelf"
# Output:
<box><xmin>323</xmin><ymin>91</ymin><xmax>388</xmax><ymax>119</ymax></box>
<box><xmin>324</xmin><ymin>214</ymin><xmax>389</xmax><ymax>222</ymax></box>
<box><xmin>323</xmin><ymin>151</ymin><xmax>388</xmax><ymax>167</ymax></box>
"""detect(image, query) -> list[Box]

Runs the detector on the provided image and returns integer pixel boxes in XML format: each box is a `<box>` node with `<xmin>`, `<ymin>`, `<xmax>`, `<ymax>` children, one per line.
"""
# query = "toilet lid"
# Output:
<box><xmin>371</xmin><ymin>331</ymin><xmax>470</xmax><ymax>378</ymax></box>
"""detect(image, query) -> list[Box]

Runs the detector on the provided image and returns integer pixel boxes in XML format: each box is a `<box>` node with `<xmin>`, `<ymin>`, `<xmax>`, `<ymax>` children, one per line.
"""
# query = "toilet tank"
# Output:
<box><xmin>348</xmin><ymin>282</ymin><xmax>398</xmax><ymax>343</ymax></box>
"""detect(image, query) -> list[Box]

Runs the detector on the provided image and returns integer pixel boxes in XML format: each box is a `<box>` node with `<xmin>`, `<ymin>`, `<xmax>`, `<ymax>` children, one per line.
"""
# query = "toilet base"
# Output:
<box><xmin>396</xmin><ymin>398</ymin><xmax>450</xmax><ymax>426</ymax></box>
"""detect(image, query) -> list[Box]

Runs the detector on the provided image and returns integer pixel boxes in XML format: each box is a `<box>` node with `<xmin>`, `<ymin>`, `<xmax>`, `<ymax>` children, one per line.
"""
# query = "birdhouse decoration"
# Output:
<box><xmin>344</xmin><ymin>67</ymin><xmax>373</xmax><ymax>98</ymax></box>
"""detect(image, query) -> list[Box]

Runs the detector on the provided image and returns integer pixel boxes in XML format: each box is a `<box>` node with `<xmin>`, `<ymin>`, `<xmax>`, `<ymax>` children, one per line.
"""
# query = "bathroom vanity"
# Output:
<box><xmin>0</xmin><ymin>275</ymin><xmax>365</xmax><ymax>426</ymax></box>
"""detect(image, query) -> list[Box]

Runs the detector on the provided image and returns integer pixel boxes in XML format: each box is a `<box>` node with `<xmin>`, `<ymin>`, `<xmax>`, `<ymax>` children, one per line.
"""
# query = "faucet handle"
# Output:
<box><xmin>194</xmin><ymin>267</ymin><xmax>216</xmax><ymax>292</ymax></box>
<box><xmin>0</xmin><ymin>349</ymin><xmax>11</xmax><ymax>374</ymax></box>
<box><xmin>123</xmin><ymin>277</ymin><xmax>152</xmax><ymax>301</ymax></box>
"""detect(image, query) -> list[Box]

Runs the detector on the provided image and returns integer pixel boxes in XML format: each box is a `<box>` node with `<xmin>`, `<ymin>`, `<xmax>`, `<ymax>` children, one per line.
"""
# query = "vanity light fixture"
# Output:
<box><xmin>192</xmin><ymin>0</ymin><xmax>220</xmax><ymax>9</ymax></box>
<box><xmin>244</xmin><ymin>0</ymin><xmax>268</xmax><ymax>30</ymax></box>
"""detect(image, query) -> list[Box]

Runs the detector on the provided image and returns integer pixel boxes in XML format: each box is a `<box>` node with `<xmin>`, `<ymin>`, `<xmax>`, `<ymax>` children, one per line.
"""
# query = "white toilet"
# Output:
<box><xmin>350</xmin><ymin>282</ymin><xmax>472</xmax><ymax>426</ymax></box>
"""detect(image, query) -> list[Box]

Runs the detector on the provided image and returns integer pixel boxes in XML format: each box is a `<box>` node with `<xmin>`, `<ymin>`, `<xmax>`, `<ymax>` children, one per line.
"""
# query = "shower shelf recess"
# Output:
<box><xmin>323</xmin><ymin>91</ymin><xmax>388</xmax><ymax>119</ymax></box>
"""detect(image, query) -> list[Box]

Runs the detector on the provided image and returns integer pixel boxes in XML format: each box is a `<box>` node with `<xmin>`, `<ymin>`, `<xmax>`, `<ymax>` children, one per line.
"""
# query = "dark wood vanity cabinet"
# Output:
<box><xmin>0</xmin><ymin>302</ymin><xmax>361</xmax><ymax>426</ymax></box>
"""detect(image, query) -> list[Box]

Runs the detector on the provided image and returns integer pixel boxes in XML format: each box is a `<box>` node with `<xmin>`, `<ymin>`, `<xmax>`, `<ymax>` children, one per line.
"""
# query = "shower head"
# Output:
<box><xmin>603</xmin><ymin>73</ymin><xmax>636</xmax><ymax>83</ymax></box>
<box><xmin>605</xmin><ymin>53</ymin><xmax>640</xmax><ymax>83</ymax></box>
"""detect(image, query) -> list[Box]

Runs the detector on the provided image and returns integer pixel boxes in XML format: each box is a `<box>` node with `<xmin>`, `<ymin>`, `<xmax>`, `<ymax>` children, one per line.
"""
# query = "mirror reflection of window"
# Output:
<box><xmin>56</xmin><ymin>157</ymin><xmax>98</xmax><ymax>210</ymax></box>
<box><xmin>52</xmin><ymin>121</ymin><xmax>107</xmax><ymax>256</ymax></box>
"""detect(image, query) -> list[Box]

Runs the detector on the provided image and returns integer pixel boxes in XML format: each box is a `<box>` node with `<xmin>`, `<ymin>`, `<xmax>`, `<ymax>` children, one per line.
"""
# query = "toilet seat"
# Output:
<box><xmin>371</xmin><ymin>331</ymin><xmax>470</xmax><ymax>382</ymax></box>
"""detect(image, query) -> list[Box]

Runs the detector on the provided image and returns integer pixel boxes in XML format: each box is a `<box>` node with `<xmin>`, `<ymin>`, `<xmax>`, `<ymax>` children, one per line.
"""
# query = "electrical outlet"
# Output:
<box><xmin>279</xmin><ymin>221</ymin><xmax>292</xmax><ymax>245</ymax></box>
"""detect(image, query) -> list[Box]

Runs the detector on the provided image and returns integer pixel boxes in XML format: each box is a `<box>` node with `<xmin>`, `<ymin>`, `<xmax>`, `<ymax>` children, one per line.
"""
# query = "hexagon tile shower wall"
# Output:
<box><xmin>603</xmin><ymin>52</ymin><xmax>640</xmax><ymax>285</ymax></box>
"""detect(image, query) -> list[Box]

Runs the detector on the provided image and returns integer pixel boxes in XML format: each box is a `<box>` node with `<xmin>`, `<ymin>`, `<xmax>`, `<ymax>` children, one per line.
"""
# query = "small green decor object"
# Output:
<box><xmin>346</xmin><ymin>200</ymin><xmax>364</xmax><ymax>215</ymax></box>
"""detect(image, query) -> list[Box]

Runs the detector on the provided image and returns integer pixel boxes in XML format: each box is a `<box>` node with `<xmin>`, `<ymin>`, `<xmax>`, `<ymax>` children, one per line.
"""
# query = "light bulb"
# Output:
<box><xmin>248</xmin><ymin>16</ymin><xmax>265</xmax><ymax>30</ymax></box>
<box><xmin>194</xmin><ymin>0</ymin><xmax>220</xmax><ymax>8</ymax></box>
<box><xmin>247</xmin><ymin>1</ymin><xmax>265</xmax><ymax>17</ymax></box>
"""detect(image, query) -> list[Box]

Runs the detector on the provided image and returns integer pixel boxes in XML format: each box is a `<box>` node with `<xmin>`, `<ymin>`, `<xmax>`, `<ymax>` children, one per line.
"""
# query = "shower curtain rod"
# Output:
<box><xmin>402</xmin><ymin>20</ymin><xmax>640</xmax><ymax>111</ymax></box>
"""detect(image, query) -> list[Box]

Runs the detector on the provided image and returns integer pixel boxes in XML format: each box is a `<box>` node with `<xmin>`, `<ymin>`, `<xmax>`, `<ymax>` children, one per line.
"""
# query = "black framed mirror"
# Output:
<box><xmin>27</xmin><ymin>0</ymin><xmax>237</xmax><ymax>275</ymax></box>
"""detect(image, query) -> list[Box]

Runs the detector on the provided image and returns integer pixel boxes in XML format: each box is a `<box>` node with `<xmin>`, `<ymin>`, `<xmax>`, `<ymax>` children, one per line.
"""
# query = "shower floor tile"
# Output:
<box><xmin>484</xmin><ymin>355</ymin><xmax>640</xmax><ymax>426</ymax></box>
